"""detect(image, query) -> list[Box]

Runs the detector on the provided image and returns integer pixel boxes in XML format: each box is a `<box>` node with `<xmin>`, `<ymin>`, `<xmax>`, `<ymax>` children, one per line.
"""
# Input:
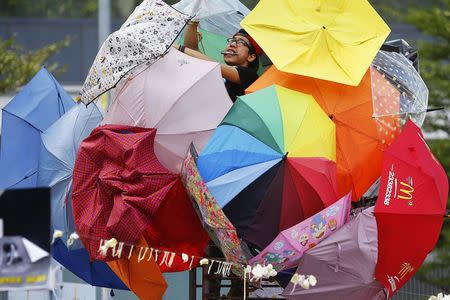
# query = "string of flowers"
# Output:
<box><xmin>429</xmin><ymin>293</ymin><xmax>450</xmax><ymax>300</ymax></box>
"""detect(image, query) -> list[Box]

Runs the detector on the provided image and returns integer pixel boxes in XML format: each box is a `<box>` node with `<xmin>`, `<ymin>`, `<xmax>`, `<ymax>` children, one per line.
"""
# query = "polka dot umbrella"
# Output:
<box><xmin>370</xmin><ymin>50</ymin><xmax>429</xmax><ymax>143</ymax></box>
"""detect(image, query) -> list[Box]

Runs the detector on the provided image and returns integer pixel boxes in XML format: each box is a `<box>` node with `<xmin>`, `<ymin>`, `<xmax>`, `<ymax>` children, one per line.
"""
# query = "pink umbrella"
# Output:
<box><xmin>103</xmin><ymin>48</ymin><xmax>233</xmax><ymax>173</ymax></box>
<box><xmin>249</xmin><ymin>193</ymin><xmax>351</xmax><ymax>272</ymax></box>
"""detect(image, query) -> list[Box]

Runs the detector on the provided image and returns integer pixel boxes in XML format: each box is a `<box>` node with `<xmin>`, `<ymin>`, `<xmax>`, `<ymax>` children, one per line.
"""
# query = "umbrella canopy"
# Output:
<box><xmin>249</xmin><ymin>192</ymin><xmax>351</xmax><ymax>272</ymax></box>
<box><xmin>38</xmin><ymin>103</ymin><xmax>102</xmax><ymax>238</ymax></box>
<box><xmin>173</xmin><ymin>0</ymin><xmax>236</xmax><ymax>20</ymax></box>
<box><xmin>107</xmin><ymin>237</ymin><xmax>167</xmax><ymax>300</ymax></box>
<box><xmin>371</xmin><ymin>50</ymin><xmax>428</xmax><ymax>139</ymax></box>
<box><xmin>241</xmin><ymin>0</ymin><xmax>390</xmax><ymax>86</ymax></box>
<box><xmin>247</xmin><ymin>66</ymin><xmax>390</xmax><ymax>200</ymax></box>
<box><xmin>0</xmin><ymin>67</ymin><xmax>75</xmax><ymax>189</ymax></box>
<box><xmin>374</xmin><ymin>120</ymin><xmax>448</xmax><ymax>296</ymax></box>
<box><xmin>72</xmin><ymin>125</ymin><xmax>208</xmax><ymax>270</ymax></box>
<box><xmin>80</xmin><ymin>0</ymin><xmax>190</xmax><ymax>104</ymax></box>
<box><xmin>283</xmin><ymin>207</ymin><xmax>387</xmax><ymax>300</ymax></box>
<box><xmin>175</xmin><ymin>0</ymin><xmax>251</xmax><ymax>63</ymax></box>
<box><xmin>102</xmin><ymin>48</ymin><xmax>233</xmax><ymax>173</ymax></box>
<box><xmin>72</xmin><ymin>125</ymin><xmax>181</xmax><ymax>260</ymax></box>
<box><xmin>181</xmin><ymin>144</ymin><xmax>250</xmax><ymax>268</ymax></box>
<box><xmin>38</xmin><ymin>104</ymin><xmax>127</xmax><ymax>289</ymax></box>
<box><xmin>197</xmin><ymin>85</ymin><xmax>337</xmax><ymax>250</ymax></box>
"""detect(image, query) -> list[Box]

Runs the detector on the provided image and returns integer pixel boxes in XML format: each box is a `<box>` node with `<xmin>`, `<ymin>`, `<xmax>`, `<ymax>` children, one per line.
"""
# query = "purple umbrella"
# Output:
<box><xmin>282</xmin><ymin>207</ymin><xmax>388</xmax><ymax>300</ymax></box>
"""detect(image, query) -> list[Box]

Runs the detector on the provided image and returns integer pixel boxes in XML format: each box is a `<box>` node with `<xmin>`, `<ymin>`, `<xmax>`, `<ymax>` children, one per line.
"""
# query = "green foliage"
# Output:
<box><xmin>0</xmin><ymin>36</ymin><xmax>69</xmax><ymax>93</ymax></box>
<box><xmin>416</xmin><ymin>138</ymin><xmax>450</xmax><ymax>292</ymax></box>
<box><xmin>384</xmin><ymin>0</ymin><xmax>450</xmax><ymax>136</ymax></box>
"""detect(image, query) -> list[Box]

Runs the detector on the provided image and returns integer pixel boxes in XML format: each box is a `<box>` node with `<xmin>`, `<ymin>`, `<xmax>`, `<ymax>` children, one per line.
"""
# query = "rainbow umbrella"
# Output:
<box><xmin>197</xmin><ymin>85</ymin><xmax>337</xmax><ymax>250</ymax></box>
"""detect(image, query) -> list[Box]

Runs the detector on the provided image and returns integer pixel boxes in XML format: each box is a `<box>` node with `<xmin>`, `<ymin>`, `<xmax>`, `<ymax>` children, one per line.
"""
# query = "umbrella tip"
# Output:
<box><xmin>283</xmin><ymin>152</ymin><xmax>289</xmax><ymax>159</ymax></box>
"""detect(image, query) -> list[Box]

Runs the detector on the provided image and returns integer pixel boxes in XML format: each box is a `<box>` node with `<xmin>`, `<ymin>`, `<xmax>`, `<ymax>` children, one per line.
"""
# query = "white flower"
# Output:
<box><xmin>251</xmin><ymin>264</ymin><xmax>265</xmax><ymax>279</ymax></box>
<box><xmin>300</xmin><ymin>278</ymin><xmax>310</xmax><ymax>289</ymax></box>
<box><xmin>51</xmin><ymin>230</ymin><xmax>63</xmax><ymax>244</ymax></box>
<box><xmin>266</xmin><ymin>264</ymin><xmax>277</xmax><ymax>277</ymax></box>
<box><xmin>428</xmin><ymin>293</ymin><xmax>450</xmax><ymax>300</ymax></box>
<box><xmin>199</xmin><ymin>258</ymin><xmax>209</xmax><ymax>265</ymax></box>
<box><xmin>308</xmin><ymin>275</ymin><xmax>317</xmax><ymax>286</ymax></box>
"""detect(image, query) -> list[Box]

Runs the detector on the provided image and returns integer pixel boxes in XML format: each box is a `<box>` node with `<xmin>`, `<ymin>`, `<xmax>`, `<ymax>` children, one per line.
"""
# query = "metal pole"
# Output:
<box><xmin>98</xmin><ymin>0</ymin><xmax>111</xmax><ymax>48</ymax></box>
<box><xmin>98</xmin><ymin>0</ymin><xmax>112</xmax><ymax>111</ymax></box>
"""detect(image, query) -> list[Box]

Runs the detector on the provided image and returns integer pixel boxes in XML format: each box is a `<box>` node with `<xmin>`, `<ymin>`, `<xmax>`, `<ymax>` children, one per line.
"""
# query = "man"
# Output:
<box><xmin>173</xmin><ymin>22</ymin><xmax>262</xmax><ymax>101</ymax></box>
<box><xmin>173</xmin><ymin>23</ymin><xmax>263</xmax><ymax>298</ymax></box>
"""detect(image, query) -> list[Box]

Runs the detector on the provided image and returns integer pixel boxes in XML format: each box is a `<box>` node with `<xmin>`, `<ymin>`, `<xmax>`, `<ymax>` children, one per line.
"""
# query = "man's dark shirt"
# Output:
<box><xmin>225</xmin><ymin>66</ymin><xmax>259</xmax><ymax>102</ymax></box>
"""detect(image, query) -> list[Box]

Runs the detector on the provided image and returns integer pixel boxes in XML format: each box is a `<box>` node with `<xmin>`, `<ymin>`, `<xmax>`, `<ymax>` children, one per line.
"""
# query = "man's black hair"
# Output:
<box><xmin>234</xmin><ymin>29</ymin><xmax>259</xmax><ymax>71</ymax></box>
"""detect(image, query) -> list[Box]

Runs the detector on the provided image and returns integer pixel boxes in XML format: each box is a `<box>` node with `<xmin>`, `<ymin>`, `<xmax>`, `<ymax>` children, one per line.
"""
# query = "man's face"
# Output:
<box><xmin>223</xmin><ymin>34</ymin><xmax>256</xmax><ymax>67</ymax></box>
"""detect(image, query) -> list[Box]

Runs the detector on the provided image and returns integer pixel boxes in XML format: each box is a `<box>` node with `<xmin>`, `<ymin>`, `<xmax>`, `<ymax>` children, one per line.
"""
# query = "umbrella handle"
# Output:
<box><xmin>334</xmin><ymin>243</ymin><xmax>342</xmax><ymax>272</ymax></box>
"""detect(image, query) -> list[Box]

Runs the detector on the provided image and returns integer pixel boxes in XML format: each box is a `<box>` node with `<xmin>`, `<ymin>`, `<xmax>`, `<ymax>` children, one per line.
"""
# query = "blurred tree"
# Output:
<box><xmin>0</xmin><ymin>36</ymin><xmax>69</xmax><ymax>93</ymax></box>
<box><xmin>377</xmin><ymin>0</ymin><xmax>449</xmax><ymax>136</ymax></box>
<box><xmin>418</xmin><ymin>140</ymin><xmax>450</xmax><ymax>293</ymax></box>
<box><xmin>405</xmin><ymin>1</ymin><xmax>450</xmax><ymax>137</ymax></box>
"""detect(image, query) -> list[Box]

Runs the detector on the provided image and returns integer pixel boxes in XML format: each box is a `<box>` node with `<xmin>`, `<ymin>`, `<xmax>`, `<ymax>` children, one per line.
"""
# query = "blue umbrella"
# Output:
<box><xmin>37</xmin><ymin>103</ymin><xmax>128</xmax><ymax>290</ymax></box>
<box><xmin>0</xmin><ymin>67</ymin><xmax>75</xmax><ymax>189</ymax></box>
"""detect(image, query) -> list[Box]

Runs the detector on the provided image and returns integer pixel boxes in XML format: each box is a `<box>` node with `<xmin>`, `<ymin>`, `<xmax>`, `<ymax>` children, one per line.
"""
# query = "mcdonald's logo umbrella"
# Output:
<box><xmin>247</xmin><ymin>66</ymin><xmax>393</xmax><ymax>200</ymax></box>
<box><xmin>72</xmin><ymin>125</ymin><xmax>208</xmax><ymax>271</ymax></box>
<box><xmin>197</xmin><ymin>85</ymin><xmax>338</xmax><ymax>250</ymax></box>
<box><xmin>374</xmin><ymin>120</ymin><xmax>449</xmax><ymax>296</ymax></box>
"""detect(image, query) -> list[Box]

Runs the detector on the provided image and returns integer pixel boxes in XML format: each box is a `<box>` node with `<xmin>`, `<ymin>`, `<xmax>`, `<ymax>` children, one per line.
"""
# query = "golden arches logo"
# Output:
<box><xmin>397</xmin><ymin>181</ymin><xmax>414</xmax><ymax>205</ymax></box>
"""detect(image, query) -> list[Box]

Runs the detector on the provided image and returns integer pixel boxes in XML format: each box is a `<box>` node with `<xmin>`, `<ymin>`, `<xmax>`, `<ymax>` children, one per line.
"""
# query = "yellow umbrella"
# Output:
<box><xmin>241</xmin><ymin>0</ymin><xmax>390</xmax><ymax>86</ymax></box>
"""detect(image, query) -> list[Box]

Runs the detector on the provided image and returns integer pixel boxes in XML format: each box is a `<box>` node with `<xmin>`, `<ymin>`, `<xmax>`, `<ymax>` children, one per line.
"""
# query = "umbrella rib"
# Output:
<box><xmin>8</xmin><ymin>170</ymin><xmax>38</xmax><ymax>189</ymax></box>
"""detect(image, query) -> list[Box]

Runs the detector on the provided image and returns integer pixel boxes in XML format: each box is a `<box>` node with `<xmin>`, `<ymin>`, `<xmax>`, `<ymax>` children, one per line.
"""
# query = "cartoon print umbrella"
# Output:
<box><xmin>241</xmin><ymin>0</ymin><xmax>390</xmax><ymax>86</ymax></box>
<box><xmin>247</xmin><ymin>66</ymin><xmax>391</xmax><ymax>200</ymax></box>
<box><xmin>37</xmin><ymin>104</ymin><xmax>127</xmax><ymax>289</ymax></box>
<box><xmin>72</xmin><ymin>125</ymin><xmax>209</xmax><ymax>271</ymax></box>
<box><xmin>80</xmin><ymin>0</ymin><xmax>191</xmax><ymax>104</ymax></box>
<box><xmin>0</xmin><ymin>67</ymin><xmax>75</xmax><ymax>189</ymax></box>
<box><xmin>374</xmin><ymin>121</ymin><xmax>448</xmax><ymax>297</ymax></box>
<box><xmin>371</xmin><ymin>50</ymin><xmax>429</xmax><ymax>141</ymax></box>
<box><xmin>181</xmin><ymin>144</ymin><xmax>251</xmax><ymax>269</ymax></box>
<box><xmin>107</xmin><ymin>237</ymin><xmax>167</xmax><ymax>300</ymax></box>
<box><xmin>197</xmin><ymin>85</ymin><xmax>337</xmax><ymax>250</ymax></box>
<box><xmin>282</xmin><ymin>207</ymin><xmax>387</xmax><ymax>300</ymax></box>
<box><xmin>102</xmin><ymin>48</ymin><xmax>233</xmax><ymax>173</ymax></box>
<box><xmin>249</xmin><ymin>192</ymin><xmax>351</xmax><ymax>272</ymax></box>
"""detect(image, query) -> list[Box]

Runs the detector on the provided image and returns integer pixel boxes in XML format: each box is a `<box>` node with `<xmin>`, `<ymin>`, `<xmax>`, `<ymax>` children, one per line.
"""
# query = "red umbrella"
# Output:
<box><xmin>72</xmin><ymin>125</ymin><xmax>208</xmax><ymax>270</ymax></box>
<box><xmin>374</xmin><ymin>120</ymin><xmax>449</xmax><ymax>296</ymax></box>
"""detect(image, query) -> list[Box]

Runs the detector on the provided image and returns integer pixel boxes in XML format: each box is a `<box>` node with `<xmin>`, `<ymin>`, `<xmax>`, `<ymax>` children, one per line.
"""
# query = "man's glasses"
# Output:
<box><xmin>226</xmin><ymin>37</ymin><xmax>252</xmax><ymax>48</ymax></box>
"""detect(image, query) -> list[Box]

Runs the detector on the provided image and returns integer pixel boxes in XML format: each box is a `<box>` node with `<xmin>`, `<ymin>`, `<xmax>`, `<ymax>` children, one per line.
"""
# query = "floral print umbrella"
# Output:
<box><xmin>80</xmin><ymin>0</ymin><xmax>190</xmax><ymax>104</ymax></box>
<box><xmin>181</xmin><ymin>144</ymin><xmax>251</xmax><ymax>273</ymax></box>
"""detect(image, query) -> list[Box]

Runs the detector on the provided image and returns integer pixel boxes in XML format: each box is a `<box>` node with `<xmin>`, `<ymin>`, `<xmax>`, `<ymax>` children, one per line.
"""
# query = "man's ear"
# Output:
<box><xmin>247</xmin><ymin>53</ymin><xmax>256</xmax><ymax>63</ymax></box>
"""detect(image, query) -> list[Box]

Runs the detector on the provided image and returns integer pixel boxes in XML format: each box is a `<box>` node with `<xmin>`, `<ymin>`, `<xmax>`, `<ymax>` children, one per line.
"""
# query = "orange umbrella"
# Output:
<box><xmin>107</xmin><ymin>237</ymin><xmax>168</xmax><ymax>300</ymax></box>
<box><xmin>247</xmin><ymin>66</ymin><xmax>389</xmax><ymax>200</ymax></box>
